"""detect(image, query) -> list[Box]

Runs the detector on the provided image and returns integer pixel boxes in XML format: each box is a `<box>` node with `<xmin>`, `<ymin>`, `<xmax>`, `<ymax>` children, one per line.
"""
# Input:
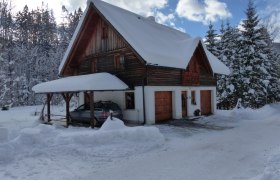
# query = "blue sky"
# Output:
<box><xmin>13</xmin><ymin>0</ymin><xmax>280</xmax><ymax>41</ymax></box>
<box><xmin>172</xmin><ymin>0</ymin><xmax>249</xmax><ymax>37</ymax></box>
<box><xmin>155</xmin><ymin>0</ymin><xmax>278</xmax><ymax>39</ymax></box>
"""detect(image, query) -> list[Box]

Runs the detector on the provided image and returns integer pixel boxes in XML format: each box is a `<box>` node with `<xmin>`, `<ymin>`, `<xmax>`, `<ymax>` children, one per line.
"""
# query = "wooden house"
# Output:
<box><xmin>58</xmin><ymin>0</ymin><xmax>230</xmax><ymax>124</ymax></box>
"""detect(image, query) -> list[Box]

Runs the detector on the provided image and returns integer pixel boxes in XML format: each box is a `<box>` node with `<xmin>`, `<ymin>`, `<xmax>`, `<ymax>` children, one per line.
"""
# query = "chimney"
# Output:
<box><xmin>147</xmin><ymin>16</ymin><xmax>156</xmax><ymax>22</ymax></box>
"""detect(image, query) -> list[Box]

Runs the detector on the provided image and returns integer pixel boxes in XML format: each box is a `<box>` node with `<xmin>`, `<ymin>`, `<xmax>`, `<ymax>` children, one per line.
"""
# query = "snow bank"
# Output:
<box><xmin>226</xmin><ymin>104</ymin><xmax>280</xmax><ymax>121</ymax></box>
<box><xmin>0</xmin><ymin>118</ymin><xmax>165</xmax><ymax>165</ymax></box>
<box><xmin>55</xmin><ymin>117</ymin><xmax>165</xmax><ymax>155</ymax></box>
<box><xmin>99</xmin><ymin>117</ymin><xmax>126</xmax><ymax>131</ymax></box>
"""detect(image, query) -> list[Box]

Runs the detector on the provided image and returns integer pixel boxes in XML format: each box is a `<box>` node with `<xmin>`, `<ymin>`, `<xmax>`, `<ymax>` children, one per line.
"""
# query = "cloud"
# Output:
<box><xmin>102</xmin><ymin>0</ymin><xmax>168</xmax><ymax>17</ymax></box>
<box><xmin>11</xmin><ymin>0</ymin><xmax>186</xmax><ymax>33</ymax></box>
<box><xmin>103</xmin><ymin>0</ymin><xmax>186</xmax><ymax>32</ymax></box>
<box><xmin>154</xmin><ymin>12</ymin><xmax>186</xmax><ymax>32</ymax></box>
<box><xmin>257</xmin><ymin>0</ymin><xmax>280</xmax><ymax>42</ymax></box>
<box><xmin>155</xmin><ymin>12</ymin><xmax>175</xmax><ymax>24</ymax></box>
<box><xmin>62</xmin><ymin>0</ymin><xmax>86</xmax><ymax>11</ymax></box>
<box><xmin>176</xmin><ymin>0</ymin><xmax>231</xmax><ymax>25</ymax></box>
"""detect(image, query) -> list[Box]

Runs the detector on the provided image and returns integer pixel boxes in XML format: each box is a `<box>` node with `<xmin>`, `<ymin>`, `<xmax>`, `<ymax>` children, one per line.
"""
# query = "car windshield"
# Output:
<box><xmin>75</xmin><ymin>102</ymin><xmax>120</xmax><ymax>111</ymax></box>
<box><xmin>76</xmin><ymin>104</ymin><xmax>90</xmax><ymax>111</ymax></box>
<box><xmin>94</xmin><ymin>102</ymin><xmax>120</xmax><ymax>111</ymax></box>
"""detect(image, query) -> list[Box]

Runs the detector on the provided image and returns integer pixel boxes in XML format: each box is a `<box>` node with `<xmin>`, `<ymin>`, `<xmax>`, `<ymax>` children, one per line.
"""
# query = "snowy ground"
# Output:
<box><xmin>0</xmin><ymin>104</ymin><xmax>280</xmax><ymax>180</ymax></box>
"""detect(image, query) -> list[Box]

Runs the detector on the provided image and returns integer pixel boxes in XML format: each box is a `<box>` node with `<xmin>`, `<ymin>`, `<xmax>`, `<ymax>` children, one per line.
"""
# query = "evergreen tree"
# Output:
<box><xmin>205</xmin><ymin>21</ymin><xmax>219</xmax><ymax>56</ymax></box>
<box><xmin>259</xmin><ymin>26</ymin><xmax>280</xmax><ymax>102</ymax></box>
<box><xmin>216</xmin><ymin>21</ymin><xmax>243</xmax><ymax>108</ymax></box>
<box><xmin>15</xmin><ymin>5</ymin><xmax>32</xmax><ymax>43</ymax></box>
<box><xmin>0</xmin><ymin>2</ymin><xmax>84</xmax><ymax>107</ymax></box>
<box><xmin>238</xmin><ymin>0</ymin><xmax>278</xmax><ymax>108</ymax></box>
<box><xmin>0</xmin><ymin>1</ymin><xmax>13</xmax><ymax>41</ymax></box>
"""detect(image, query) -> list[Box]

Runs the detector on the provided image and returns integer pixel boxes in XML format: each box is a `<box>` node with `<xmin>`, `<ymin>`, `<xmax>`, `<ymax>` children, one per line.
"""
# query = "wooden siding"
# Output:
<box><xmin>200</xmin><ymin>90</ymin><xmax>212</xmax><ymax>115</ymax></box>
<box><xmin>182</xmin><ymin>44</ymin><xmax>216</xmax><ymax>86</ymax></box>
<box><xmin>62</xmin><ymin>6</ymin><xmax>217</xmax><ymax>88</ymax></box>
<box><xmin>147</xmin><ymin>66</ymin><xmax>181</xmax><ymax>86</ymax></box>
<box><xmin>155</xmin><ymin>91</ymin><xmax>173</xmax><ymax>122</ymax></box>
<box><xmin>78</xmin><ymin>47</ymin><xmax>146</xmax><ymax>87</ymax></box>
<box><xmin>83</xmin><ymin>18</ymin><xmax>127</xmax><ymax>56</ymax></box>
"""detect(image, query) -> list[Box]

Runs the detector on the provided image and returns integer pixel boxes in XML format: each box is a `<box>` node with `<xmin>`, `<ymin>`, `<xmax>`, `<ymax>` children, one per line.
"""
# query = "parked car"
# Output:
<box><xmin>70</xmin><ymin>101</ymin><xmax>123</xmax><ymax>126</ymax></box>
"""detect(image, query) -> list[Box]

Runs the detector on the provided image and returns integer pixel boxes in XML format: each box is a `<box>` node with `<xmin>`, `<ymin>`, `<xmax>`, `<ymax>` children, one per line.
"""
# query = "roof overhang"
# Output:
<box><xmin>58</xmin><ymin>0</ymin><xmax>230</xmax><ymax>76</ymax></box>
<box><xmin>32</xmin><ymin>73</ymin><xmax>129</xmax><ymax>94</ymax></box>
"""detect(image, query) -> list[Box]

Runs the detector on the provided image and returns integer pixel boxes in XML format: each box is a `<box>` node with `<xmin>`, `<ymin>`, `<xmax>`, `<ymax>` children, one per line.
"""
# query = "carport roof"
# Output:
<box><xmin>32</xmin><ymin>73</ymin><xmax>129</xmax><ymax>94</ymax></box>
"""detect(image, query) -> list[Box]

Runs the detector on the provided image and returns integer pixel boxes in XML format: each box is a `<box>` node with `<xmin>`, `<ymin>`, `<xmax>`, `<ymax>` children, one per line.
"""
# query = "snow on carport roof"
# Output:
<box><xmin>32</xmin><ymin>73</ymin><xmax>129</xmax><ymax>93</ymax></box>
<box><xmin>59</xmin><ymin>0</ymin><xmax>230</xmax><ymax>75</ymax></box>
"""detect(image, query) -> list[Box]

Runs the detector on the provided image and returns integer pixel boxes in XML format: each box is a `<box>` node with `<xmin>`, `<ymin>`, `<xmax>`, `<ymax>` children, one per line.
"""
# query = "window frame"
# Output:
<box><xmin>125</xmin><ymin>92</ymin><xmax>135</xmax><ymax>110</ymax></box>
<box><xmin>101</xmin><ymin>25</ymin><xmax>108</xmax><ymax>39</ymax></box>
<box><xmin>91</xmin><ymin>59</ymin><xmax>97</xmax><ymax>73</ymax></box>
<box><xmin>191</xmin><ymin>91</ymin><xmax>196</xmax><ymax>105</ymax></box>
<box><xmin>114</xmin><ymin>55</ymin><xmax>125</xmax><ymax>70</ymax></box>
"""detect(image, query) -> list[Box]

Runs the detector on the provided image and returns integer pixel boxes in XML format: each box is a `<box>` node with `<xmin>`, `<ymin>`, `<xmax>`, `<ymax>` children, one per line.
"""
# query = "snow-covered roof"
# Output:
<box><xmin>59</xmin><ymin>0</ymin><xmax>230</xmax><ymax>75</ymax></box>
<box><xmin>203</xmin><ymin>44</ymin><xmax>231</xmax><ymax>75</ymax></box>
<box><xmin>32</xmin><ymin>73</ymin><xmax>129</xmax><ymax>93</ymax></box>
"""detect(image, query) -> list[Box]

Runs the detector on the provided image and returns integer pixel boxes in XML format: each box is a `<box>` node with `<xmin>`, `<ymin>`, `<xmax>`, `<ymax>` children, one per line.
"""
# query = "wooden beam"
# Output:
<box><xmin>62</xmin><ymin>93</ymin><xmax>73</xmax><ymax>127</ymax></box>
<box><xmin>47</xmin><ymin>93</ymin><xmax>53</xmax><ymax>122</ymax></box>
<box><xmin>89</xmin><ymin>91</ymin><xmax>95</xmax><ymax>128</ymax></box>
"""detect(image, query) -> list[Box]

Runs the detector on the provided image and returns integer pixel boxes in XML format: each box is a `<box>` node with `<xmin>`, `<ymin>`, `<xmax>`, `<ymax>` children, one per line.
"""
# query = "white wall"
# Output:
<box><xmin>78</xmin><ymin>92</ymin><xmax>84</xmax><ymax>106</ymax></box>
<box><xmin>95</xmin><ymin>91</ymin><xmax>142</xmax><ymax>123</ymax></box>
<box><xmin>77</xmin><ymin>86</ymin><xmax>217</xmax><ymax>125</ymax></box>
<box><xmin>94</xmin><ymin>91</ymin><xmax>125</xmax><ymax>109</ymax></box>
<box><xmin>139</xmin><ymin>86</ymin><xmax>217</xmax><ymax>124</ymax></box>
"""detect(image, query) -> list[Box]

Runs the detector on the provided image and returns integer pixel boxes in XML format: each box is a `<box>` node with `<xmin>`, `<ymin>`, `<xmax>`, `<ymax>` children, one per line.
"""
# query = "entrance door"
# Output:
<box><xmin>155</xmin><ymin>91</ymin><xmax>172</xmax><ymax>122</ymax></box>
<box><xmin>182</xmin><ymin>91</ymin><xmax>187</xmax><ymax>117</ymax></box>
<box><xmin>200</xmin><ymin>90</ymin><xmax>212</xmax><ymax>115</ymax></box>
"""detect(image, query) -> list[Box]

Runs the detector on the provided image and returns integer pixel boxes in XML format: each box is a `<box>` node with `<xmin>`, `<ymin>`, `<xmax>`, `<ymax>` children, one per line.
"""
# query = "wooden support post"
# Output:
<box><xmin>89</xmin><ymin>91</ymin><xmax>95</xmax><ymax>128</ymax></box>
<box><xmin>62</xmin><ymin>93</ymin><xmax>74</xmax><ymax>127</ymax></box>
<box><xmin>47</xmin><ymin>93</ymin><xmax>53</xmax><ymax>122</ymax></box>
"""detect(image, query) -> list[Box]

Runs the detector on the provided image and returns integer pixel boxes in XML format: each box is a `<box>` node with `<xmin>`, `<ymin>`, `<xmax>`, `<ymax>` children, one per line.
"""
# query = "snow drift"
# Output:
<box><xmin>0</xmin><ymin>117</ymin><xmax>165</xmax><ymax>165</ymax></box>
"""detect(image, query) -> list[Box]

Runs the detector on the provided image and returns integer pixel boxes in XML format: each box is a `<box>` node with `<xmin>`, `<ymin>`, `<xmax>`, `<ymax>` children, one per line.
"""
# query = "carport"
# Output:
<box><xmin>32</xmin><ymin>73</ymin><xmax>129</xmax><ymax>127</ymax></box>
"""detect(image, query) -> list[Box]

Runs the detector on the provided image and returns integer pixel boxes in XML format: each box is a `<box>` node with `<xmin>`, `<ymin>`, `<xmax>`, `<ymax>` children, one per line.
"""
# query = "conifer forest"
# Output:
<box><xmin>0</xmin><ymin>0</ymin><xmax>279</xmax><ymax>109</ymax></box>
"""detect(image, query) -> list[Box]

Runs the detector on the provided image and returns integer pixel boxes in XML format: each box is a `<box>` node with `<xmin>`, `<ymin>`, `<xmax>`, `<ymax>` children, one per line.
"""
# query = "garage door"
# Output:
<box><xmin>155</xmin><ymin>91</ymin><xmax>172</xmax><ymax>122</ymax></box>
<box><xmin>200</xmin><ymin>90</ymin><xmax>212</xmax><ymax>115</ymax></box>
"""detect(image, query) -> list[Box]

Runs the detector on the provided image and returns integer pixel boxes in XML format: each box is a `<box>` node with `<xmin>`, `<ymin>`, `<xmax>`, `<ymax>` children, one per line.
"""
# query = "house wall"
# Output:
<box><xmin>62</xmin><ymin>9</ymin><xmax>216</xmax><ymax>89</ymax></box>
<box><xmin>78</xmin><ymin>86</ymin><xmax>216</xmax><ymax>125</ymax></box>
<box><xmin>142</xmin><ymin>86</ymin><xmax>216</xmax><ymax>124</ymax></box>
<box><xmin>94</xmin><ymin>91</ymin><xmax>143</xmax><ymax>123</ymax></box>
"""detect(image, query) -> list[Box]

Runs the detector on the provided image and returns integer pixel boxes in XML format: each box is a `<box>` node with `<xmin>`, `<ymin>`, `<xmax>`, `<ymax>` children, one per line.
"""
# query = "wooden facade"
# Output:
<box><xmin>155</xmin><ymin>91</ymin><xmax>173</xmax><ymax>122</ymax></box>
<box><xmin>200</xmin><ymin>90</ymin><xmax>212</xmax><ymax>115</ymax></box>
<box><xmin>61</xmin><ymin>5</ymin><xmax>217</xmax><ymax>89</ymax></box>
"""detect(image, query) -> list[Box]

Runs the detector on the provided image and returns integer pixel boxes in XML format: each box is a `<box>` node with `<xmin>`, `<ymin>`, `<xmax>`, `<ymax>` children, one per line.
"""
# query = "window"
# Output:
<box><xmin>114</xmin><ymin>55</ymin><xmax>125</xmax><ymax>70</ymax></box>
<box><xmin>102</xmin><ymin>26</ymin><xmax>108</xmax><ymax>39</ymax></box>
<box><xmin>125</xmin><ymin>92</ymin><xmax>135</xmax><ymax>109</ymax></box>
<box><xmin>191</xmin><ymin>91</ymin><xmax>196</xmax><ymax>105</ymax></box>
<box><xmin>91</xmin><ymin>60</ymin><xmax>97</xmax><ymax>73</ymax></box>
<box><xmin>101</xmin><ymin>25</ymin><xmax>108</xmax><ymax>51</ymax></box>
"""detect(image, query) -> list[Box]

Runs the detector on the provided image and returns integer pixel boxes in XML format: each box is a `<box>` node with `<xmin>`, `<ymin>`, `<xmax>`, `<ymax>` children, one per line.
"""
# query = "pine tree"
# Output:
<box><xmin>259</xmin><ymin>26</ymin><xmax>280</xmax><ymax>102</ymax></box>
<box><xmin>216</xmin><ymin>21</ymin><xmax>243</xmax><ymax>108</ymax></box>
<box><xmin>204</xmin><ymin>21</ymin><xmax>219</xmax><ymax>56</ymax></box>
<box><xmin>0</xmin><ymin>2</ymin><xmax>84</xmax><ymax>107</ymax></box>
<box><xmin>238</xmin><ymin>0</ymin><xmax>279</xmax><ymax>108</ymax></box>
